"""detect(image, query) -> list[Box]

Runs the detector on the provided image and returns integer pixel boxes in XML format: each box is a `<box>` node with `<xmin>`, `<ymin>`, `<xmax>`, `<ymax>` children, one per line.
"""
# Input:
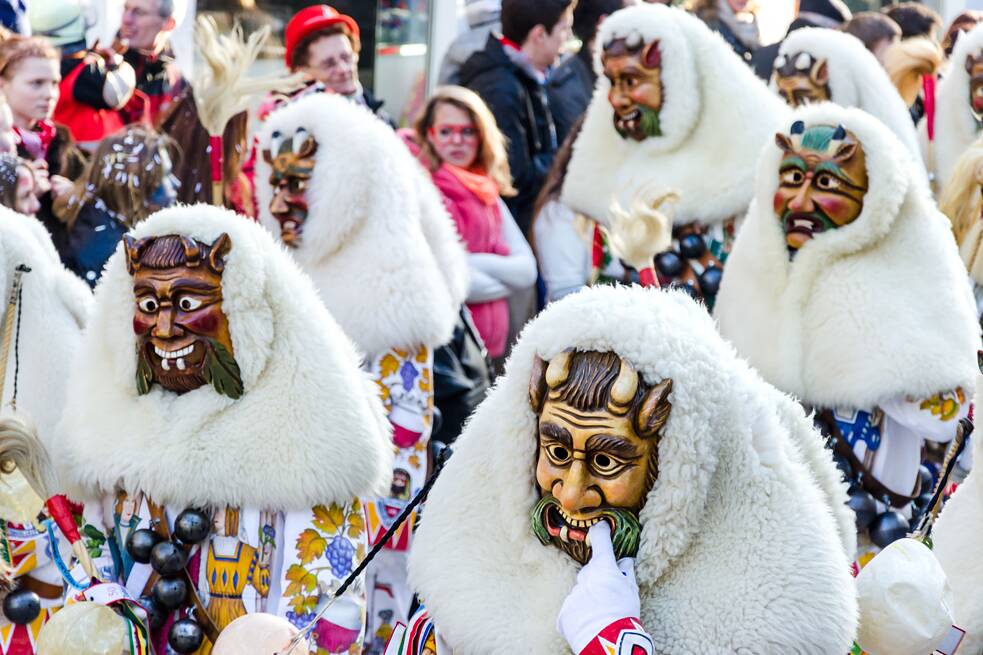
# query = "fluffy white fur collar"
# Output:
<box><xmin>409</xmin><ymin>286</ymin><xmax>857</xmax><ymax>654</ymax></box>
<box><xmin>255</xmin><ymin>94</ymin><xmax>466</xmax><ymax>356</ymax></box>
<box><xmin>561</xmin><ymin>5</ymin><xmax>789</xmax><ymax>227</ymax></box>
<box><xmin>715</xmin><ymin>104</ymin><xmax>979</xmax><ymax>409</ymax></box>
<box><xmin>776</xmin><ymin>28</ymin><xmax>923</xmax><ymax>163</ymax></box>
<box><xmin>0</xmin><ymin>209</ymin><xmax>90</xmax><ymax>439</ymax></box>
<box><xmin>933</xmin><ymin>376</ymin><xmax>983</xmax><ymax>652</ymax></box>
<box><xmin>56</xmin><ymin>205</ymin><xmax>393</xmax><ymax>510</ymax></box>
<box><xmin>928</xmin><ymin>23</ymin><xmax>983</xmax><ymax>189</ymax></box>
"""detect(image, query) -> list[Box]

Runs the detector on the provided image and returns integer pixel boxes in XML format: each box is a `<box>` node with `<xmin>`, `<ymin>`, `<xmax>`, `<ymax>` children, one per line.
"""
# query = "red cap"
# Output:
<box><xmin>284</xmin><ymin>5</ymin><xmax>360</xmax><ymax>68</ymax></box>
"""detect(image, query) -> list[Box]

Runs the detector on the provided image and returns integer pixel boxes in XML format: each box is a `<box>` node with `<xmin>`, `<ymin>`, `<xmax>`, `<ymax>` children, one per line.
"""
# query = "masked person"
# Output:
<box><xmin>388</xmin><ymin>285</ymin><xmax>857</xmax><ymax>655</ymax></box>
<box><xmin>771</xmin><ymin>28</ymin><xmax>923</xmax><ymax>164</ymax></box>
<box><xmin>255</xmin><ymin>94</ymin><xmax>467</xmax><ymax>654</ymax></box>
<box><xmin>51</xmin><ymin>205</ymin><xmax>393</xmax><ymax>655</ymax></box>
<box><xmin>562</xmin><ymin>4</ymin><xmax>788</xmax><ymax>305</ymax></box>
<box><xmin>922</xmin><ymin>22</ymin><xmax>983</xmax><ymax>190</ymax></box>
<box><xmin>0</xmin><ymin>208</ymin><xmax>92</xmax><ymax>654</ymax></box>
<box><xmin>715</xmin><ymin>105</ymin><xmax>979</xmax><ymax>573</ymax></box>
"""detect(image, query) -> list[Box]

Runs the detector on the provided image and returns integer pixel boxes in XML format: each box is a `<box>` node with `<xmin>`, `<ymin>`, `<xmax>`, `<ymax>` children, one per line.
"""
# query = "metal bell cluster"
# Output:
<box><xmin>125</xmin><ymin>508</ymin><xmax>212</xmax><ymax>653</ymax></box>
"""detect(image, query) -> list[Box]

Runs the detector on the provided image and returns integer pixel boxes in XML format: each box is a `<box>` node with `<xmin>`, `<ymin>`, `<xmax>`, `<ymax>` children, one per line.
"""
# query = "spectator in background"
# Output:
<box><xmin>51</xmin><ymin>125</ymin><xmax>177</xmax><ymax>286</ymax></box>
<box><xmin>843</xmin><ymin>12</ymin><xmax>902</xmax><ymax>66</ymax></box>
<box><xmin>28</xmin><ymin>0</ymin><xmax>135</xmax><ymax>150</ymax></box>
<box><xmin>688</xmin><ymin>0</ymin><xmax>761</xmax><ymax>64</ymax></box>
<box><xmin>0</xmin><ymin>36</ymin><xmax>86</xmax><ymax>252</ymax></box>
<box><xmin>533</xmin><ymin>119</ymin><xmax>625</xmax><ymax>302</ymax></box>
<box><xmin>0</xmin><ymin>153</ymin><xmax>39</xmax><ymax>216</ymax></box>
<box><xmin>751</xmin><ymin>0</ymin><xmax>851</xmax><ymax>80</ymax></box>
<box><xmin>412</xmin><ymin>86</ymin><xmax>536</xmax><ymax>364</ymax></box>
<box><xmin>458</xmin><ymin>0</ymin><xmax>573</xmax><ymax>235</ymax></box>
<box><xmin>117</xmin><ymin>0</ymin><xmax>184</xmax><ymax>125</ymax></box>
<box><xmin>883</xmin><ymin>2</ymin><xmax>942</xmax><ymax>41</ymax></box>
<box><xmin>439</xmin><ymin>0</ymin><xmax>501</xmax><ymax>85</ymax></box>
<box><xmin>549</xmin><ymin>0</ymin><xmax>627</xmax><ymax>147</ymax></box>
<box><xmin>942</xmin><ymin>10</ymin><xmax>983</xmax><ymax>57</ymax></box>
<box><xmin>283</xmin><ymin>4</ymin><xmax>393</xmax><ymax>125</ymax></box>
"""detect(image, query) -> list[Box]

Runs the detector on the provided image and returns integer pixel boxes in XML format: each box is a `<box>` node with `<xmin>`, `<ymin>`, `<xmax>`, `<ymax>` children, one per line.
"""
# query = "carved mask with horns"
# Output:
<box><xmin>529</xmin><ymin>350</ymin><xmax>672</xmax><ymax>564</ymax></box>
<box><xmin>602</xmin><ymin>32</ymin><xmax>664</xmax><ymax>141</ymax></box>
<box><xmin>773</xmin><ymin>51</ymin><xmax>830</xmax><ymax>107</ymax></box>
<box><xmin>263</xmin><ymin>127</ymin><xmax>318</xmax><ymax>248</ymax></box>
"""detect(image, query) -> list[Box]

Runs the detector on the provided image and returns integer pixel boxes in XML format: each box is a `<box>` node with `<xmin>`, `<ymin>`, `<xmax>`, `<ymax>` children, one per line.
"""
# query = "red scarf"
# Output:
<box><xmin>444</xmin><ymin>164</ymin><xmax>500</xmax><ymax>207</ymax></box>
<box><xmin>14</xmin><ymin>120</ymin><xmax>57</xmax><ymax>161</ymax></box>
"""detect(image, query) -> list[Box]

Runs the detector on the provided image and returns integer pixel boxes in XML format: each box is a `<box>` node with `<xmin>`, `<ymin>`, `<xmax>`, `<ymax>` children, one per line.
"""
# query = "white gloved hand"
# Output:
<box><xmin>557</xmin><ymin>522</ymin><xmax>641</xmax><ymax>654</ymax></box>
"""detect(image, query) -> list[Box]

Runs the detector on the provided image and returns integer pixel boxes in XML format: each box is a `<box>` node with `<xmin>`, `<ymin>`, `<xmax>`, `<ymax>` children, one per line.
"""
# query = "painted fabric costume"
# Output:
<box><xmin>561</xmin><ymin>4</ymin><xmax>788</xmax><ymax>304</ymax></box>
<box><xmin>53</xmin><ymin>206</ymin><xmax>392</xmax><ymax>654</ymax></box>
<box><xmin>402</xmin><ymin>286</ymin><xmax>857</xmax><ymax>654</ymax></box>
<box><xmin>921</xmin><ymin>23</ymin><xmax>983</xmax><ymax>190</ymax></box>
<box><xmin>255</xmin><ymin>94</ymin><xmax>466</xmax><ymax>653</ymax></box>
<box><xmin>0</xmin><ymin>209</ymin><xmax>90</xmax><ymax>654</ymax></box>
<box><xmin>715</xmin><ymin>104</ymin><xmax>979</xmax><ymax>570</ymax></box>
<box><xmin>772</xmin><ymin>28</ymin><xmax>923</xmax><ymax>163</ymax></box>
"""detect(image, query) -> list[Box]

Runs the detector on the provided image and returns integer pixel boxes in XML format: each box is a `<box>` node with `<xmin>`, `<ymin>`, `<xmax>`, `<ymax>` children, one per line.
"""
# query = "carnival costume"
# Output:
<box><xmin>922</xmin><ymin>23</ymin><xmax>983</xmax><ymax>190</ymax></box>
<box><xmin>402</xmin><ymin>285</ymin><xmax>857</xmax><ymax>654</ymax></box>
<box><xmin>716</xmin><ymin>104</ymin><xmax>979</xmax><ymax>570</ymax></box>
<box><xmin>0</xmin><ymin>209</ymin><xmax>91</xmax><ymax>654</ymax></box>
<box><xmin>933</xmin><ymin>375</ymin><xmax>983</xmax><ymax>653</ymax></box>
<box><xmin>772</xmin><ymin>28</ymin><xmax>923</xmax><ymax>162</ymax></box>
<box><xmin>52</xmin><ymin>205</ymin><xmax>393</xmax><ymax>655</ymax></box>
<box><xmin>561</xmin><ymin>4</ymin><xmax>788</xmax><ymax>303</ymax></box>
<box><xmin>255</xmin><ymin>93</ymin><xmax>467</xmax><ymax>654</ymax></box>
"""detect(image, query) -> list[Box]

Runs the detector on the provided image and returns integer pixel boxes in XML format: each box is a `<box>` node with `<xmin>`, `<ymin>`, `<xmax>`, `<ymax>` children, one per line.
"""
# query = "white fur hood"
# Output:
<box><xmin>561</xmin><ymin>4</ymin><xmax>789</xmax><ymax>227</ymax></box>
<box><xmin>929</xmin><ymin>23</ymin><xmax>983</xmax><ymax>189</ymax></box>
<box><xmin>775</xmin><ymin>28</ymin><xmax>923</xmax><ymax>162</ymax></box>
<box><xmin>56</xmin><ymin>205</ymin><xmax>393</xmax><ymax>510</ymax></box>
<box><xmin>255</xmin><ymin>93</ymin><xmax>467</xmax><ymax>357</ymax></box>
<box><xmin>0</xmin><ymin>209</ymin><xmax>90</xmax><ymax>439</ymax></box>
<box><xmin>409</xmin><ymin>285</ymin><xmax>857</xmax><ymax>654</ymax></box>
<box><xmin>715</xmin><ymin>104</ymin><xmax>979</xmax><ymax>409</ymax></box>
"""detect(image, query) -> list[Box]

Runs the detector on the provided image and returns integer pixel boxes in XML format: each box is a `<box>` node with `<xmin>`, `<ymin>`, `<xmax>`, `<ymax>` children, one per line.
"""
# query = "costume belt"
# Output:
<box><xmin>814</xmin><ymin>409</ymin><xmax>920</xmax><ymax>508</ymax></box>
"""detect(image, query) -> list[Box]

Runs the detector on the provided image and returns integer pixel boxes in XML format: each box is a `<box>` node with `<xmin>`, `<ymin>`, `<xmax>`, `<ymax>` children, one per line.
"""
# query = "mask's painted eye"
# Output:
<box><xmin>814</xmin><ymin>173</ymin><xmax>842</xmax><ymax>191</ymax></box>
<box><xmin>545</xmin><ymin>443</ymin><xmax>572</xmax><ymax>464</ymax></box>
<box><xmin>590</xmin><ymin>452</ymin><xmax>627</xmax><ymax>476</ymax></box>
<box><xmin>178</xmin><ymin>296</ymin><xmax>203</xmax><ymax>311</ymax></box>
<box><xmin>780</xmin><ymin>168</ymin><xmax>805</xmax><ymax>185</ymax></box>
<box><xmin>137</xmin><ymin>296</ymin><xmax>159</xmax><ymax>313</ymax></box>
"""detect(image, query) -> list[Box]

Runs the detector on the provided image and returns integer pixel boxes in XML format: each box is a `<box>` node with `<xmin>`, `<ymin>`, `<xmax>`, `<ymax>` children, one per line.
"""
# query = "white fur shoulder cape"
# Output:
<box><xmin>927</xmin><ymin>23</ymin><xmax>983</xmax><ymax>189</ymax></box>
<box><xmin>561</xmin><ymin>4</ymin><xmax>789</xmax><ymax>227</ymax></box>
<box><xmin>56</xmin><ymin>205</ymin><xmax>393</xmax><ymax>511</ymax></box>
<box><xmin>715</xmin><ymin>104</ymin><xmax>979</xmax><ymax>409</ymax></box>
<box><xmin>0</xmin><ymin>208</ymin><xmax>90</xmax><ymax>438</ymax></box>
<box><xmin>932</xmin><ymin>376</ymin><xmax>983</xmax><ymax>653</ymax></box>
<box><xmin>776</xmin><ymin>28</ymin><xmax>923</xmax><ymax>162</ymax></box>
<box><xmin>409</xmin><ymin>285</ymin><xmax>857</xmax><ymax>654</ymax></box>
<box><xmin>255</xmin><ymin>93</ymin><xmax>467</xmax><ymax>357</ymax></box>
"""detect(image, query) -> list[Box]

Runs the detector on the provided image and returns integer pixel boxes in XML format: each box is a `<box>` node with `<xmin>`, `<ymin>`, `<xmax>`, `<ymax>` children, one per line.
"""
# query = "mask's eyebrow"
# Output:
<box><xmin>540</xmin><ymin>422</ymin><xmax>573</xmax><ymax>450</ymax></box>
<box><xmin>585</xmin><ymin>434</ymin><xmax>642</xmax><ymax>460</ymax></box>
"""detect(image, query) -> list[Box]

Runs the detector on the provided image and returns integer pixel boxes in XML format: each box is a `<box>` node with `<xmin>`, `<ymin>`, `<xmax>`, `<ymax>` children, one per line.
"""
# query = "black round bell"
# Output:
<box><xmin>150</xmin><ymin>541</ymin><xmax>187</xmax><ymax>576</ymax></box>
<box><xmin>918</xmin><ymin>465</ymin><xmax>934</xmax><ymax>494</ymax></box>
<box><xmin>168</xmin><ymin>618</ymin><xmax>204</xmax><ymax>654</ymax></box>
<box><xmin>678</xmin><ymin>234</ymin><xmax>706</xmax><ymax>259</ymax></box>
<box><xmin>655</xmin><ymin>251</ymin><xmax>684</xmax><ymax>278</ymax></box>
<box><xmin>847</xmin><ymin>489</ymin><xmax>878</xmax><ymax>531</ymax></box>
<box><xmin>174</xmin><ymin>508</ymin><xmax>211</xmax><ymax>545</ymax></box>
<box><xmin>697</xmin><ymin>266</ymin><xmax>723</xmax><ymax>297</ymax></box>
<box><xmin>138</xmin><ymin>595</ymin><xmax>167</xmax><ymax>630</ymax></box>
<box><xmin>869</xmin><ymin>510</ymin><xmax>910</xmax><ymax>549</ymax></box>
<box><xmin>3</xmin><ymin>589</ymin><xmax>40</xmax><ymax>625</ymax></box>
<box><xmin>914</xmin><ymin>491</ymin><xmax>934</xmax><ymax>509</ymax></box>
<box><xmin>126</xmin><ymin>528</ymin><xmax>162</xmax><ymax>565</ymax></box>
<box><xmin>152</xmin><ymin>576</ymin><xmax>188</xmax><ymax>610</ymax></box>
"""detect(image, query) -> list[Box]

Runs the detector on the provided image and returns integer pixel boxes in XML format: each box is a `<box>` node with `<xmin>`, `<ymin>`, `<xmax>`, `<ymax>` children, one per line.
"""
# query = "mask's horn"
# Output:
<box><xmin>545</xmin><ymin>351</ymin><xmax>572</xmax><ymax>389</ymax></box>
<box><xmin>608</xmin><ymin>358</ymin><xmax>639</xmax><ymax>415</ymax></box>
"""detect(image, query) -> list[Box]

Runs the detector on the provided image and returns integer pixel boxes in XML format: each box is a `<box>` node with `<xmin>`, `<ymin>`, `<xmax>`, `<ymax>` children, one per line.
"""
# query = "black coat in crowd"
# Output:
<box><xmin>548</xmin><ymin>47</ymin><xmax>595</xmax><ymax>148</ymax></box>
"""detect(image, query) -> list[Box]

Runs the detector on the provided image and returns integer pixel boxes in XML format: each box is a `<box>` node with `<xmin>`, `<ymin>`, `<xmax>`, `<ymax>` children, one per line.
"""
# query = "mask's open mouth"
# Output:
<box><xmin>784</xmin><ymin>212</ymin><xmax>829</xmax><ymax>248</ymax></box>
<box><xmin>274</xmin><ymin>212</ymin><xmax>306</xmax><ymax>247</ymax></box>
<box><xmin>150</xmin><ymin>340</ymin><xmax>204</xmax><ymax>373</ymax></box>
<box><xmin>543</xmin><ymin>504</ymin><xmax>615</xmax><ymax>545</ymax></box>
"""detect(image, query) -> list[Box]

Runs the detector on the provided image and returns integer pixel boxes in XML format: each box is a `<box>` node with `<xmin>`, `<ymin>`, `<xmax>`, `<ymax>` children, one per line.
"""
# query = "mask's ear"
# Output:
<box><xmin>205</xmin><ymin>233</ymin><xmax>232</xmax><ymax>274</ymax></box>
<box><xmin>261</xmin><ymin>149</ymin><xmax>273</xmax><ymax>164</ymax></box>
<box><xmin>812</xmin><ymin>59</ymin><xmax>829</xmax><ymax>87</ymax></box>
<box><xmin>124</xmin><ymin>235</ymin><xmax>150</xmax><ymax>275</ymax></box>
<box><xmin>833</xmin><ymin>140</ymin><xmax>859</xmax><ymax>163</ymax></box>
<box><xmin>641</xmin><ymin>39</ymin><xmax>662</xmax><ymax>70</ymax></box>
<box><xmin>635</xmin><ymin>378</ymin><xmax>673</xmax><ymax>440</ymax></box>
<box><xmin>775</xmin><ymin>132</ymin><xmax>795</xmax><ymax>153</ymax></box>
<box><xmin>529</xmin><ymin>355</ymin><xmax>548</xmax><ymax>414</ymax></box>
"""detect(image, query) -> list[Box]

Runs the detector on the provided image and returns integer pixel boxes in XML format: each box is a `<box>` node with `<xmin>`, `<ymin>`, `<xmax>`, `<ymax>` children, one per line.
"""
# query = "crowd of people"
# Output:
<box><xmin>0</xmin><ymin>0</ymin><xmax>982</xmax><ymax>653</ymax></box>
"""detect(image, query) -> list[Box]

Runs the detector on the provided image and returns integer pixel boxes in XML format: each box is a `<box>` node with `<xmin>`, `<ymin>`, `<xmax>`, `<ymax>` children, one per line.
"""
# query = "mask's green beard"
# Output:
<box><xmin>781</xmin><ymin>209</ymin><xmax>838</xmax><ymax>248</ymax></box>
<box><xmin>136</xmin><ymin>338</ymin><xmax>243</xmax><ymax>400</ymax></box>
<box><xmin>530</xmin><ymin>494</ymin><xmax>643</xmax><ymax>564</ymax></box>
<box><xmin>639</xmin><ymin>104</ymin><xmax>662</xmax><ymax>138</ymax></box>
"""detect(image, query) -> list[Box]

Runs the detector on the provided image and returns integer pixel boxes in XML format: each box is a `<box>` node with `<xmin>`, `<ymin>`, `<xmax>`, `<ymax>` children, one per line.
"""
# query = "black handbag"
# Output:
<box><xmin>431</xmin><ymin>306</ymin><xmax>492</xmax><ymax>445</ymax></box>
